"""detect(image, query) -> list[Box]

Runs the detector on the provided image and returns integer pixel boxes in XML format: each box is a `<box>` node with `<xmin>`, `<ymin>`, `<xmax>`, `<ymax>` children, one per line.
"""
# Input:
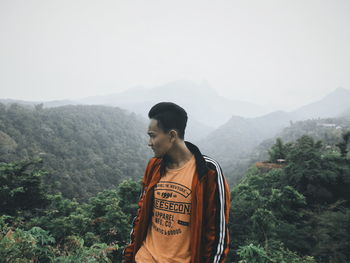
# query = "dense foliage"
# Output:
<box><xmin>230</xmin><ymin>134</ymin><xmax>350</xmax><ymax>263</ymax></box>
<box><xmin>1</xmin><ymin>133</ymin><xmax>349</xmax><ymax>262</ymax></box>
<box><xmin>224</xmin><ymin>117</ymin><xmax>350</xmax><ymax>186</ymax></box>
<box><xmin>1</xmin><ymin>103</ymin><xmax>349</xmax><ymax>262</ymax></box>
<box><xmin>0</xmin><ymin>159</ymin><xmax>141</xmax><ymax>262</ymax></box>
<box><xmin>0</xmin><ymin>103</ymin><xmax>151</xmax><ymax>200</ymax></box>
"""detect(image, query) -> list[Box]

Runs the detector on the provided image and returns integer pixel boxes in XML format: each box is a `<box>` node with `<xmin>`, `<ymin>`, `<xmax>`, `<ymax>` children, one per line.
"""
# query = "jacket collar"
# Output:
<box><xmin>159</xmin><ymin>141</ymin><xmax>208</xmax><ymax>179</ymax></box>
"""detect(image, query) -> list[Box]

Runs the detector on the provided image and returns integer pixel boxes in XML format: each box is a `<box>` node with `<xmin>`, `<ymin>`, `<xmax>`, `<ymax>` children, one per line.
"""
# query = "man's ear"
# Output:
<box><xmin>169</xmin><ymin>129</ymin><xmax>178</xmax><ymax>142</ymax></box>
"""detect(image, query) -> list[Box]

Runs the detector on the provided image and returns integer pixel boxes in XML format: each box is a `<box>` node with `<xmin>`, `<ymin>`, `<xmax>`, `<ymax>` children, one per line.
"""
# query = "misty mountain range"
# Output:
<box><xmin>78</xmin><ymin>80</ymin><xmax>271</xmax><ymax>127</ymax></box>
<box><xmin>2</xmin><ymin>81</ymin><xmax>350</xmax><ymax>141</ymax></box>
<box><xmin>1</xmin><ymin>83</ymin><xmax>350</xmax><ymax>189</ymax></box>
<box><xmin>197</xmin><ymin>86</ymin><xmax>350</xmax><ymax>153</ymax></box>
<box><xmin>194</xmin><ymin>86</ymin><xmax>350</xmax><ymax>181</ymax></box>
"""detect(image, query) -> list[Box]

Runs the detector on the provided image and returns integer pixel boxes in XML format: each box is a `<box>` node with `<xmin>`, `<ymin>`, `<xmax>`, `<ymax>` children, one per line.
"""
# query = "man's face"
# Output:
<box><xmin>147</xmin><ymin>119</ymin><xmax>173</xmax><ymax>158</ymax></box>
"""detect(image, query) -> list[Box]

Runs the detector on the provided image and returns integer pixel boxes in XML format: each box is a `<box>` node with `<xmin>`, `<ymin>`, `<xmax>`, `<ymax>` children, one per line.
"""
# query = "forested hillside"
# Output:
<box><xmin>1</xmin><ymin>102</ymin><xmax>349</xmax><ymax>198</ymax></box>
<box><xmin>1</xmin><ymin>133</ymin><xmax>349</xmax><ymax>262</ymax></box>
<box><xmin>229</xmin><ymin>134</ymin><xmax>350</xmax><ymax>263</ymax></box>
<box><xmin>197</xmin><ymin>111</ymin><xmax>292</xmax><ymax>184</ymax></box>
<box><xmin>1</xmin><ymin>101</ymin><xmax>350</xmax><ymax>262</ymax></box>
<box><xmin>0</xmin><ymin>103</ymin><xmax>151</xmax><ymax>200</ymax></box>
<box><xmin>204</xmin><ymin>114</ymin><xmax>350</xmax><ymax>186</ymax></box>
<box><xmin>196</xmin><ymin>87</ymin><xmax>350</xmax><ymax>186</ymax></box>
<box><xmin>253</xmin><ymin>117</ymin><xmax>350</xmax><ymax>166</ymax></box>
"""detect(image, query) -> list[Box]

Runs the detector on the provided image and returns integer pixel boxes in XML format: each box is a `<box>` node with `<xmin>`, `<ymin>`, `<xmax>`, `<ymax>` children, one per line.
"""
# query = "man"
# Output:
<box><xmin>123</xmin><ymin>102</ymin><xmax>230</xmax><ymax>263</ymax></box>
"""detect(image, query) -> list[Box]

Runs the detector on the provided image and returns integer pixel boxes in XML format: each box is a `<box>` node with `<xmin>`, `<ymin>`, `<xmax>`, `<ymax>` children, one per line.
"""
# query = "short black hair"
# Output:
<box><xmin>148</xmin><ymin>102</ymin><xmax>188</xmax><ymax>139</ymax></box>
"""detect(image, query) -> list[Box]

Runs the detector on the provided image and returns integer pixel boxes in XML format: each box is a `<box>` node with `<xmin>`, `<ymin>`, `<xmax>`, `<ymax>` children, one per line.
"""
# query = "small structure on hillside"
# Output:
<box><xmin>255</xmin><ymin>161</ymin><xmax>286</xmax><ymax>172</ymax></box>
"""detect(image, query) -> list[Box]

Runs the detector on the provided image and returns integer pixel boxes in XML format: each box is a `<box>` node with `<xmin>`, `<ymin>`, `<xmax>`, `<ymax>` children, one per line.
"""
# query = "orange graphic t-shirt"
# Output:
<box><xmin>135</xmin><ymin>155</ymin><xmax>196</xmax><ymax>263</ymax></box>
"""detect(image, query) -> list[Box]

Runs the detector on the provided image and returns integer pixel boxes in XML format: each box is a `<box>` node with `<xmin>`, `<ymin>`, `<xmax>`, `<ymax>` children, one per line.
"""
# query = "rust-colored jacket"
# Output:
<box><xmin>123</xmin><ymin>142</ymin><xmax>230</xmax><ymax>263</ymax></box>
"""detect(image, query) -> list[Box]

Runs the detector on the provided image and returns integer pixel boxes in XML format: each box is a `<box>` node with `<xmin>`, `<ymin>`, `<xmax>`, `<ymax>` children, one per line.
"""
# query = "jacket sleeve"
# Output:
<box><xmin>122</xmin><ymin>158</ymin><xmax>157</xmax><ymax>263</ymax></box>
<box><xmin>203</xmin><ymin>159</ymin><xmax>230</xmax><ymax>263</ymax></box>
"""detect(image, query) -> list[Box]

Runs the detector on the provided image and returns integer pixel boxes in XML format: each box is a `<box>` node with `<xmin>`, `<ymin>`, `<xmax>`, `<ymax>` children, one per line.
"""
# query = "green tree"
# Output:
<box><xmin>336</xmin><ymin>131</ymin><xmax>350</xmax><ymax>157</ymax></box>
<box><xmin>268</xmin><ymin>138</ymin><xmax>288</xmax><ymax>162</ymax></box>
<box><xmin>229</xmin><ymin>167</ymin><xmax>309</xmax><ymax>261</ymax></box>
<box><xmin>231</xmin><ymin>134</ymin><xmax>350</xmax><ymax>263</ymax></box>
<box><xmin>0</xmin><ymin>159</ymin><xmax>49</xmax><ymax>216</ymax></box>
<box><xmin>310</xmin><ymin>202</ymin><xmax>350</xmax><ymax>262</ymax></box>
<box><xmin>0</xmin><ymin>102</ymin><xmax>151</xmax><ymax>201</ymax></box>
<box><xmin>29</xmin><ymin>194</ymin><xmax>90</xmax><ymax>243</ymax></box>
<box><xmin>117</xmin><ymin>179</ymin><xmax>141</xmax><ymax>223</ymax></box>
<box><xmin>88</xmin><ymin>189</ymin><xmax>129</xmax><ymax>245</ymax></box>
<box><xmin>0</xmin><ymin>218</ymin><xmax>56</xmax><ymax>263</ymax></box>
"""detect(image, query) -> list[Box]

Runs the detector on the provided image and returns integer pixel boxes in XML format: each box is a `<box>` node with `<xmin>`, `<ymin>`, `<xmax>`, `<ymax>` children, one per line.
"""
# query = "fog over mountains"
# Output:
<box><xmin>292</xmin><ymin>87</ymin><xmax>350</xmax><ymax>119</ymax></box>
<box><xmin>3</xmin><ymin>81</ymin><xmax>349</xmax><ymax>142</ymax></box>
<box><xmin>80</xmin><ymin>83</ymin><xmax>350</xmax><ymax>123</ymax></box>
<box><xmin>79</xmin><ymin>84</ymin><xmax>350</xmax><ymax>143</ymax></box>
<box><xmin>199</xmin><ymin>86</ymin><xmax>350</xmax><ymax>147</ymax></box>
<box><xmin>79</xmin><ymin>80</ymin><xmax>271</xmax><ymax>125</ymax></box>
<box><xmin>1</xmin><ymin>82</ymin><xmax>350</xmax><ymax>187</ymax></box>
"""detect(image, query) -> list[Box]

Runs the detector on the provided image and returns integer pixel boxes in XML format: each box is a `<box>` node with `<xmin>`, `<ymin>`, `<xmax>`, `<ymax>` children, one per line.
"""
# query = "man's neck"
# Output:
<box><xmin>165</xmin><ymin>141</ymin><xmax>193</xmax><ymax>169</ymax></box>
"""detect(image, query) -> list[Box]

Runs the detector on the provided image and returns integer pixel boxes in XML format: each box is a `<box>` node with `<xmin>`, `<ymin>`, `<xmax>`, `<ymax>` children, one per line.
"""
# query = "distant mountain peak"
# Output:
<box><xmin>334</xmin><ymin>86</ymin><xmax>348</xmax><ymax>92</ymax></box>
<box><xmin>292</xmin><ymin>86</ymin><xmax>350</xmax><ymax>119</ymax></box>
<box><xmin>229</xmin><ymin>115</ymin><xmax>246</xmax><ymax>121</ymax></box>
<box><xmin>325</xmin><ymin>87</ymin><xmax>350</xmax><ymax>99</ymax></box>
<box><xmin>152</xmin><ymin>79</ymin><xmax>218</xmax><ymax>97</ymax></box>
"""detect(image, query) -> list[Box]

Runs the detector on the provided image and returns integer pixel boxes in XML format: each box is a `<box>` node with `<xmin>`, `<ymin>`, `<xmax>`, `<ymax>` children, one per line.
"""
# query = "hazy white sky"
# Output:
<box><xmin>1</xmin><ymin>0</ymin><xmax>349</xmax><ymax>110</ymax></box>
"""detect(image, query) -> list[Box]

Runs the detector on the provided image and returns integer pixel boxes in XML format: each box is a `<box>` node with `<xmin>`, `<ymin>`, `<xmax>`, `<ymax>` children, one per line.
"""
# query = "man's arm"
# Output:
<box><xmin>203</xmin><ymin>157</ymin><xmax>230</xmax><ymax>263</ymax></box>
<box><xmin>122</xmin><ymin>158</ymin><xmax>157</xmax><ymax>263</ymax></box>
<box><xmin>122</xmin><ymin>185</ymin><xmax>145</xmax><ymax>262</ymax></box>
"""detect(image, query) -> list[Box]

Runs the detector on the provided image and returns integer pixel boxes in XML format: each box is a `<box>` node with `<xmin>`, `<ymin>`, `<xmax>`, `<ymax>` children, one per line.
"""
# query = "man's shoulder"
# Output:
<box><xmin>202</xmin><ymin>155</ymin><xmax>223</xmax><ymax>172</ymax></box>
<box><xmin>202</xmin><ymin>156</ymin><xmax>228</xmax><ymax>193</ymax></box>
